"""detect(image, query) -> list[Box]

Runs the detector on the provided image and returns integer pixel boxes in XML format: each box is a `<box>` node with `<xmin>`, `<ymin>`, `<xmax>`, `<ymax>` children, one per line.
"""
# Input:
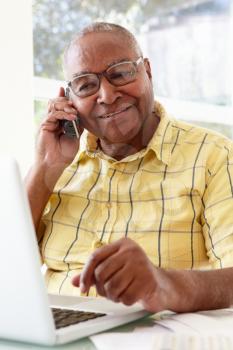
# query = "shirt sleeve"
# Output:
<box><xmin>37</xmin><ymin>200</ymin><xmax>51</xmax><ymax>256</ymax></box>
<box><xmin>202</xmin><ymin>142</ymin><xmax>233</xmax><ymax>268</ymax></box>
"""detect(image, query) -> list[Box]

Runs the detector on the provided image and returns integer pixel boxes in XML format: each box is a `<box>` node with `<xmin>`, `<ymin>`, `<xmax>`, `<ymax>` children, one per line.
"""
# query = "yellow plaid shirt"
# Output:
<box><xmin>40</xmin><ymin>101</ymin><xmax>233</xmax><ymax>296</ymax></box>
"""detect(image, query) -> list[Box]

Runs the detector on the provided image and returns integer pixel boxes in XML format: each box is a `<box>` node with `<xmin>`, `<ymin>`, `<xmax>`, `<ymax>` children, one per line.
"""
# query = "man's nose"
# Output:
<box><xmin>96</xmin><ymin>76</ymin><xmax>122</xmax><ymax>104</ymax></box>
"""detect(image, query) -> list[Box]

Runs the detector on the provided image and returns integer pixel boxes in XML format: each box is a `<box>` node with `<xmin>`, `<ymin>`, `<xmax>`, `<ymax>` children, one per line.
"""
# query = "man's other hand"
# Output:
<box><xmin>72</xmin><ymin>238</ymin><xmax>168</xmax><ymax>312</ymax></box>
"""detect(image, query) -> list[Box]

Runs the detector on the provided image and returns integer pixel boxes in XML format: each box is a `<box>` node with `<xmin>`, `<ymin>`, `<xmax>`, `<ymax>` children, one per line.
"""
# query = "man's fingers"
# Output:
<box><xmin>80</xmin><ymin>241</ymin><xmax>121</xmax><ymax>293</ymax></box>
<box><xmin>94</xmin><ymin>251</ymin><xmax>125</xmax><ymax>284</ymax></box>
<box><xmin>58</xmin><ymin>86</ymin><xmax>65</xmax><ymax>97</ymax></box>
<box><xmin>72</xmin><ymin>274</ymin><xmax>81</xmax><ymax>287</ymax></box>
<box><xmin>47</xmin><ymin>87</ymin><xmax>74</xmax><ymax>113</ymax></box>
<box><xmin>118</xmin><ymin>279</ymin><xmax>140</xmax><ymax>306</ymax></box>
<box><xmin>41</xmin><ymin>123</ymin><xmax>59</xmax><ymax>132</ymax></box>
<box><xmin>103</xmin><ymin>265</ymin><xmax>134</xmax><ymax>302</ymax></box>
<box><xmin>93</xmin><ymin>253</ymin><xmax>125</xmax><ymax>299</ymax></box>
<box><xmin>49</xmin><ymin>103</ymin><xmax>76</xmax><ymax>113</ymax></box>
<box><xmin>46</xmin><ymin>111</ymin><xmax>77</xmax><ymax>123</ymax></box>
<box><xmin>48</xmin><ymin>101</ymin><xmax>77</xmax><ymax>114</ymax></box>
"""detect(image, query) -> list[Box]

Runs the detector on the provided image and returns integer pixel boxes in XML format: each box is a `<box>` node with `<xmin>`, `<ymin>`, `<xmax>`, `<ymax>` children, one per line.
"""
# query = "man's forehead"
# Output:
<box><xmin>69</xmin><ymin>33</ymin><xmax>135</xmax><ymax>58</ymax></box>
<box><xmin>72</xmin><ymin>31</ymin><xmax>133</xmax><ymax>50</ymax></box>
<box><xmin>65</xmin><ymin>32</ymin><xmax>138</xmax><ymax>77</ymax></box>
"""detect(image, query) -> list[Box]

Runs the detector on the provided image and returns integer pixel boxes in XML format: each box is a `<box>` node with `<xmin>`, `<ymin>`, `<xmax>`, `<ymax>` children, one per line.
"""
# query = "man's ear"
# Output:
<box><xmin>144</xmin><ymin>58</ymin><xmax>152</xmax><ymax>80</ymax></box>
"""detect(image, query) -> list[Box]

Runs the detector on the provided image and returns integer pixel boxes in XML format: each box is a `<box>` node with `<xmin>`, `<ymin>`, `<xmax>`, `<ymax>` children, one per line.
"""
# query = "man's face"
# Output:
<box><xmin>65</xmin><ymin>32</ymin><xmax>154</xmax><ymax>144</ymax></box>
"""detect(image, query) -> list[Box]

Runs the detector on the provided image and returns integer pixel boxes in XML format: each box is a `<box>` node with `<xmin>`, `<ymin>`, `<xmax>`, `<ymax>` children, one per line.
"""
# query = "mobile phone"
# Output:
<box><xmin>61</xmin><ymin>87</ymin><xmax>80</xmax><ymax>138</ymax></box>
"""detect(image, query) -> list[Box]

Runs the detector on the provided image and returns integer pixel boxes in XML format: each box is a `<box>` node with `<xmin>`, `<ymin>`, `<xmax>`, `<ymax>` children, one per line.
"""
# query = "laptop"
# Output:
<box><xmin>0</xmin><ymin>156</ymin><xmax>149</xmax><ymax>346</ymax></box>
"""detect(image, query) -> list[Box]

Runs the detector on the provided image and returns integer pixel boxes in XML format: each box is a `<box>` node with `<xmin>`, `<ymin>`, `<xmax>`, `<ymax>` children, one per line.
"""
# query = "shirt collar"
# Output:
<box><xmin>147</xmin><ymin>101</ymin><xmax>173</xmax><ymax>165</ymax></box>
<box><xmin>73</xmin><ymin>101</ymin><xmax>173</xmax><ymax>166</ymax></box>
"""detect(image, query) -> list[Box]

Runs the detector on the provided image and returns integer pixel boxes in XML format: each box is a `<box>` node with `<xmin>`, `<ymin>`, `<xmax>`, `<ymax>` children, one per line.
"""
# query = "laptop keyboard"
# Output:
<box><xmin>51</xmin><ymin>308</ymin><xmax>106</xmax><ymax>329</ymax></box>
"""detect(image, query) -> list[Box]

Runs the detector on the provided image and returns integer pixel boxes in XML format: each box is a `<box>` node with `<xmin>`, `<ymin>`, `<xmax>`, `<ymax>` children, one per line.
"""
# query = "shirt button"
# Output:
<box><xmin>106</xmin><ymin>202</ymin><xmax>111</xmax><ymax>209</ymax></box>
<box><xmin>92</xmin><ymin>240</ymin><xmax>105</xmax><ymax>249</ymax></box>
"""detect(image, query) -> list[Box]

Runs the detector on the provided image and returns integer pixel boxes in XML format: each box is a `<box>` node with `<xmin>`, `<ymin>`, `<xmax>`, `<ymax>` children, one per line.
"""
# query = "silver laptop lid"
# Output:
<box><xmin>0</xmin><ymin>156</ymin><xmax>56</xmax><ymax>345</ymax></box>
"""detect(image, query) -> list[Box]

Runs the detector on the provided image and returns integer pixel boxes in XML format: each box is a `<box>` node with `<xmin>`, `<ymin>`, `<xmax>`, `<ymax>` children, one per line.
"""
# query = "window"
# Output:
<box><xmin>33</xmin><ymin>0</ymin><xmax>233</xmax><ymax>138</ymax></box>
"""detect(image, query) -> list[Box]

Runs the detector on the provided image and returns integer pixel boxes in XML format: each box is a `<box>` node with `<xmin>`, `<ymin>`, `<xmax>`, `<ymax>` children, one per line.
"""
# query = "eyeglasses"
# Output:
<box><xmin>68</xmin><ymin>57</ymin><xmax>143</xmax><ymax>98</ymax></box>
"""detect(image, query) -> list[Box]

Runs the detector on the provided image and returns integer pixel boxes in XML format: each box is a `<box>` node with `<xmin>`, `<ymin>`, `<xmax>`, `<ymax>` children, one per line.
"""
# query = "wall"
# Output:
<box><xmin>0</xmin><ymin>0</ymin><xmax>34</xmax><ymax>174</ymax></box>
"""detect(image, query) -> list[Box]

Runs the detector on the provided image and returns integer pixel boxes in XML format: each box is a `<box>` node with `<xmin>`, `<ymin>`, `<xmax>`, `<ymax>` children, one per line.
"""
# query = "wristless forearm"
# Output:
<box><xmin>164</xmin><ymin>268</ymin><xmax>233</xmax><ymax>312</ymax></box>
<box><xmin>189</xmin><ymin>268</ymin><xmax>233</xmax><ymax>311</ymax></box>
<box><xmin>24</xmin><ymin>161</ymin><xmax>65</xmax><ymax>233</ymax></box>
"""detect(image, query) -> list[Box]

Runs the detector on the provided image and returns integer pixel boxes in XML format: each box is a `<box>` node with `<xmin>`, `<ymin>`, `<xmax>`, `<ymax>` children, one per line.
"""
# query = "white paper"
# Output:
<box><xmin>90</xmin><ymin>308</ymin><xmax>233</xmax><ymax>350</ymax></box>
<box><xmin>155</xmin><ymin>309</ymin><xmax>233</xmax><ymax>335</ymax></box>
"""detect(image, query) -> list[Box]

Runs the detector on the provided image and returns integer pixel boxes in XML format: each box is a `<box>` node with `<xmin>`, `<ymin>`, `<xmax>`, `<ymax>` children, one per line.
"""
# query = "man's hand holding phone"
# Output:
<box><xmin>26</xmin><ymin>87</ymin><xmax>83</xmax><ymax>231</ymax></box>
<box><xmin>36</xmin><ymin>87</ymin><xmax>82</xmax><ymax>170</ymax></box>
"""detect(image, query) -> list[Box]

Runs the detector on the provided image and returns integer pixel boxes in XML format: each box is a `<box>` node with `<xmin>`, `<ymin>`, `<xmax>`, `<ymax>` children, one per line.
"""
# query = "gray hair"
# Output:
<box><xmin>63</xmin><ymin>22</ymin><xmax>142</xmax><ymax>73</ymax></box>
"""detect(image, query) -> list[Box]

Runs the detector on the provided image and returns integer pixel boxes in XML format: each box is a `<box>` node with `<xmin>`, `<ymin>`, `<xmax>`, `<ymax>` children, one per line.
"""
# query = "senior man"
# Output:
<box><xmin>26</xmin><ymin>22</ymin><xmax>233</xmax><ymax>313</ymax></box>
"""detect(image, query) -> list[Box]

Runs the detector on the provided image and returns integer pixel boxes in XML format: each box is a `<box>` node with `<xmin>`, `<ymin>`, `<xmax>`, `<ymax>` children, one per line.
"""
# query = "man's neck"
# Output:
<box><xmin>99</xmin><ymin>112</ymin><xmax>160</xmax><ymax>161</ymax></box>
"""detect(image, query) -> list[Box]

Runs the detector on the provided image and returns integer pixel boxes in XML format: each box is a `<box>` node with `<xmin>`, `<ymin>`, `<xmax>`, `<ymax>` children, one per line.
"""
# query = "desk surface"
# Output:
<box><xmin>0</xmin><ymin>337</ymin><xmax>93</xmax><ymax>350</ymax></box>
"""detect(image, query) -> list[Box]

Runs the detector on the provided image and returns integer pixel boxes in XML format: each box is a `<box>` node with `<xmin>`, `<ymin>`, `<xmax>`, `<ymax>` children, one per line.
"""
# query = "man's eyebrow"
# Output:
<box><xmin>107</xmin><ymin>58</ymin><xmax>130</xmax><ymax>67</ymax></box>
<box><xmin>71</xmin><ymin>58</ymin><xmax>131</xmax><ymax>79</ymax></box>
<box><xmin>72</xmin><ymin>70</ymin><xmax>90</xmax><ymax>78</ymax></box>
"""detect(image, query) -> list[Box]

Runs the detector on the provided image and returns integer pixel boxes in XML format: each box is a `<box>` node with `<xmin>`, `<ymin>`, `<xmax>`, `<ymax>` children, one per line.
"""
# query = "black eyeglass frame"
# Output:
<box><xmin>67</xmin><ymin>56</ymin><xmax>144</xmax><ymax>97</ymax></box>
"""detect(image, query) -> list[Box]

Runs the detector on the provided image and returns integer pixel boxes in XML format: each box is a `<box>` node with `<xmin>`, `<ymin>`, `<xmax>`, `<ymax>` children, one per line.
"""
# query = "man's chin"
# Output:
<box><xmin>101</xmin><ymin>130</ymin><xmax>138</xmax><ymax>145</ymax></box>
